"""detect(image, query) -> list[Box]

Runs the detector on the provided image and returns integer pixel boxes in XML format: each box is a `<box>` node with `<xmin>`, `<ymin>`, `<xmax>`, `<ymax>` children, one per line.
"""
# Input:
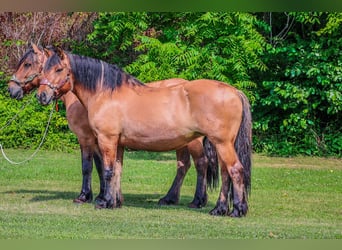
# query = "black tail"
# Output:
<box><xmin>203</xmin><ymin>137</ymin><xmax>219</xmax><ymax>190</ymax></box>
<box><xmin>231</xmin><ymin>91</ymin><xmax>252</xmax><ymax>203</ymax></box>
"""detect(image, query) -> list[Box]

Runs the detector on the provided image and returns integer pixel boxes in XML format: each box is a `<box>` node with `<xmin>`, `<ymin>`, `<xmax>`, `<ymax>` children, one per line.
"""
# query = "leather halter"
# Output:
<box><xmin>10</xmin><ymin>73</ymin><xmax>40</xmax><ymax>86</ymax></box>
<box><xmin>40</xmin><ymin>71</ymin><xmax>71</xmax><ymax>91</ymax></box>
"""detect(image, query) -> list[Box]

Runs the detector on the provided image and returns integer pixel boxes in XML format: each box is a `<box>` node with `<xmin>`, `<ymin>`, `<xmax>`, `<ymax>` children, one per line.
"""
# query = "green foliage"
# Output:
<box><xmin>0</xmin><ymin>80</ymin><xmax>78</xmax><ymax>151</ymax></box>
<box><xmin>252</xmin><ymin>12</ymin><xmax>342</xmax><ymax>156</ymax></box>
<box><xmin>1</xmin><ymin>12</ymin><xmax>341</xmax><ymax>156</ymax></box>
<box><xmin>72</xmin><ymin>12</ymin><xmax>150</xmax><ymax>66</ymax></box>
<box><xmin>75</xmin><ymin>12</ymin><xmax>266</xmax><ymax>101</ymax></box>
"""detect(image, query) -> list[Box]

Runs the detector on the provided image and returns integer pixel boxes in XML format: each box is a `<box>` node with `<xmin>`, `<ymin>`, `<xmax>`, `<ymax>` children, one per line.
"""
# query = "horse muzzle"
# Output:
<box><xmin>37</xmin><ymin>91</ymin><xmax>54</xmax><ymax>105</ymax></box>
<box><xmin>8</xmin><ymin>84</ymin><xmax>24</xmax><ymax>100</ymax></box>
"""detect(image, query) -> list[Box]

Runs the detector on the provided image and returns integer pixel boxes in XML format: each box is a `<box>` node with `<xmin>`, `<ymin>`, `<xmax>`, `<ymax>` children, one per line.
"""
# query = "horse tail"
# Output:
<box><xmin>203</xmin><ymin>136</ymin><xmax>219</xmax><ymax>190</ymax></box>
<box><xmin>231</xmin><ymin>90</ymin><xmax>252</xmax><ymax>204</ymax></box>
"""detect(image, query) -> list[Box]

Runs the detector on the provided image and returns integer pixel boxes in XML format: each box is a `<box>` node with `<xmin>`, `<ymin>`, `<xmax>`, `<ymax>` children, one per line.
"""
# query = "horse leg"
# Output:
<box><xmin>93</xmin><ymin>147</ymin><xmax>106</xmax><ymax>203</ymax></box>
<box><xmin>188</xmin><ymin>139</ymin><xmax>209</xmax><ymax>208</ymax></box>
<box><xmin>95</xmin><ymin>135</ymin><xmax>123</xmax><ymax>209</ymax></box>
<box><xmin>228</xmin><ymin>159</ymin><xmax>248</xmax><ymax>217</ymax></box>
<box><xmin>209</xmin><ymin>142</ymin><xmax>247</xmax><ymax>217</ymax></box>
<box><xmin>73</xmin><ymin>144</ymin><xmax>93</xmax><ymax>203</ymax></box>
<box><xmin>158</xmin><ymin>146</ymin><xmax>191</xmax><ymax>206</ymax></box>
<box><xmin>209</xmin><ymin>160</ymin><xmax>230</xmax><ymax>216</ymax></box>
<box><xmin>113</xmin><ymin>145</ymin><xmax>124</xmax><ymax>207</ymax></box>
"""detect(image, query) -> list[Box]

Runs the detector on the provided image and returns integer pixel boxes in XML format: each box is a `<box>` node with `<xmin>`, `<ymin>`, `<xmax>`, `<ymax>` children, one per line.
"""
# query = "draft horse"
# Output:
<box><xmin>37</xmin><ymin>48</ymin><xmax>252</xmax><ymax>217</ymax></box>
<box><xmin>8</xmin><ymin>44</ymin><xmax>219</xmax><ymax>208</ymax></box>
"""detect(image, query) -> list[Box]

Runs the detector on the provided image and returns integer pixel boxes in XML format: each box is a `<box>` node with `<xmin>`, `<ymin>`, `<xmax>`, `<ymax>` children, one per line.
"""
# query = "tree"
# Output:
<box><xmin>76</xmin><ymin>12</ymin><xmax>267</xmax><ymax>101</ymax></box>
<box><xmin>252</xmin><ymin>12</ymin><xmax>341</xmax><ymax>156</ymax></box>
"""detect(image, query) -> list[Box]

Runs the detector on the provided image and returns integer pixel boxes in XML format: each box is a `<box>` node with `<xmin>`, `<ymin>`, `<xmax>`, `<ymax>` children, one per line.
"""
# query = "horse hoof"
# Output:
<box><xmin>73</xmin><ymin>192</ymin><xmax>92</xmax><ymax>204</ymax></box>
<box><xmin>94</xmin><ymin>195</ymin><xmax>106</xmax><ymax>204</ymax></box>
<box><xmin>94</xmin><ymin>198</ymin><xmax>112</xmax><ymax>209</ymax></box>
<box><xmin>188</xmin><ymin>197</ymin><xmax>207</xmax><ymax>208</ymax></box>
<box><xmin>229</xmin><ymin>209</ymin><xmax>248</xmax><ymax>217</ymax></box>
<box><xmin>209</xmin><ymin>206</ymin><xmax>228</xmax><ymax>216</ymax></box>
<box><xmin>188</xmin><ymin>201</ymin><xmax>205</xmax><ymax>208</ymax></box>
<box><xmin>229</xmin><ymin>210</ymin><xmax>242</xmax><ymax>217</ymax></box>
<box><xmin>188</xmin><ymin>202</ymin><xmax>201</xmax><ymax>208</ymax></box>
<box><xmin>229</xmin><ymin>203</ymin><xmax>248</xmax><ymax>217</ymax></box>
<box><xmin>158</xmin><ymin>197</ymin><xmax>178</xmax><ymax>206</ymax></box>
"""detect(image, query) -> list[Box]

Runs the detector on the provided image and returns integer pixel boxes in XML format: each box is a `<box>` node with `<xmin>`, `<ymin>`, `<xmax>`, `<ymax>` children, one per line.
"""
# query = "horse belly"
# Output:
<box><xmin>119</xmin><ymin>122</ymin><xmax>199</xmax><ymax>151</ymax></box>
<box><xmin>118</xmin><ymin>87</ymin><xmax>199</xmax><ymax>151</ymax></box>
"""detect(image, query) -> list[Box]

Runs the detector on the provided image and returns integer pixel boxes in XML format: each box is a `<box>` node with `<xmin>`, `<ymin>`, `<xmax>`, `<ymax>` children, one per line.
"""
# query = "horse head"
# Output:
<box><xmin>8</xmin><ymin>43</ymin><xmax>53</xmax><ymax>100</ymax></box>
<box><xmin>37</xmin><ymin>47</ymin><xmax>73</xmax><ymax>105</ymax></box>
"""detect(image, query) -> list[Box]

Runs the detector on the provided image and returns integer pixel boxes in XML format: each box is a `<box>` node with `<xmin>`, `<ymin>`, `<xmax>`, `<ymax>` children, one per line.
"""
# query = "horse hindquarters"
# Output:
<box><xmin>185</xmin><ymin>80</ymin><xmax>251</xmax><ymax>217</ymax></box>
<box><xmin>209</xmin><ymin>91</ymin><xmax>252</xmax><ymax>217</ymax></box>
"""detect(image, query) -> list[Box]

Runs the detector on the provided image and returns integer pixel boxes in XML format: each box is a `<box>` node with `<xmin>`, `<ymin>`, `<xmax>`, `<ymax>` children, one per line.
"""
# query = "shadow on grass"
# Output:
<box><xmin>123</xmin><ymin>193</ymin><xmax>214</xmax><ymax>214</ymax></box>
<box><xmin>2</xmin><ymin>189</ymin><xmax>213</xmax><ymax>214</ymax></box>
<box><xmin>2</xmin><ymin>189</ymin><xmax>78</xmax><ymax>202</ymax></box>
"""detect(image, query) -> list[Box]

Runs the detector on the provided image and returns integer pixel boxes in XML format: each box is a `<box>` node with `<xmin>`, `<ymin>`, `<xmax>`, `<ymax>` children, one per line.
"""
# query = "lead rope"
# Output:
<box><xmin>0</xmin><ymin>99</ymin><xmax>56</xmax><ymax>165</ymax></box>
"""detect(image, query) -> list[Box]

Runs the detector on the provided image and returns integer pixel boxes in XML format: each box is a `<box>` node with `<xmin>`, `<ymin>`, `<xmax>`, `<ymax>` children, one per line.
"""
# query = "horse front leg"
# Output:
<box><xmin>95</xmin><ymin>135</ymin><xmax>123</xmax><ymax>209</ymax></box>
<box><xmin>93</xmin><ymin>146</ymin><xmax>105</xmax><ymax>203</ymax></box>
<box><xmin>158</xmin><ymin>147</ymin><xmax>191</xmax><ymax>206</ymax></box>
<box><xmin>73</xmin><ymin>144</ymin><xmax>93</xmax><ymax>203</ymax></box>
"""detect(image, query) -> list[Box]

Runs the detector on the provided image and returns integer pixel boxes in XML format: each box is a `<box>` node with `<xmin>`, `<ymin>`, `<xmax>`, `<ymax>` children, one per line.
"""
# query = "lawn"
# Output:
<box><xmin>0</xmin><ymin>149</ymin><xmax>341</xmax><ymax>239</ymax></box>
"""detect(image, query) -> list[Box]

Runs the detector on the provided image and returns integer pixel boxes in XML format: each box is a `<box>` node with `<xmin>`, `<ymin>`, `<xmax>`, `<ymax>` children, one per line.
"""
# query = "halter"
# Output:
<box><xmin>10</xmin><ymin>73</ymin><xmax>40</xmax><ymax>86</ymax></box>
<box><xmin>40</xmin><ymin>70</ymin><xmax>71</xmax><ymax>92</ymax></box>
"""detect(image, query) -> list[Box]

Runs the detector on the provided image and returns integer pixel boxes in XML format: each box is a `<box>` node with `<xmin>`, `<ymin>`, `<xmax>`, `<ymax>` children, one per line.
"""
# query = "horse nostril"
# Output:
<box><xmin>8</xmin><ymin>87</ymin><xmax>14</xmax><ymax>98</ymax></box>
<box><xmin>38</xmin><ymin>92</ymin><xmax>47</xmax><ymax>104</ymax></box>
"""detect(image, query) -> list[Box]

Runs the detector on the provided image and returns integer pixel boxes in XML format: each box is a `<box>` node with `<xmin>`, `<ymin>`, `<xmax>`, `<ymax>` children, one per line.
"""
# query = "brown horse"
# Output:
<box><xmin>8</xmin><ymin>44</ymin><xmax>219</xmax><ymax>208</ymax></box>
<box><xmin>37</xmin><ymin>48</ymin><xmax>252</xmax><ymax>217</ymax></box>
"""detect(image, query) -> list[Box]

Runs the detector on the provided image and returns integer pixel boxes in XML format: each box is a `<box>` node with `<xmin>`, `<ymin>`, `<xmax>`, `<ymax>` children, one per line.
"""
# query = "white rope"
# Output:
<box><xmin>0</xmin><ymin>100</ymin><xmax>56</xmax><ymax>165</ymax></box>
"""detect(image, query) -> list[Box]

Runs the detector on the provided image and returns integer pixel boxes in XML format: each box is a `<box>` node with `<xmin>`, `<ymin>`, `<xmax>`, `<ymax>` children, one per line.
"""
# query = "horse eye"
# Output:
<box><xmin>56</xmin><ymin>68</ymin><xmax>63</xmax><ymax>73</ymax></box>
<box><xmin>24</xmin><ymin>63</ymin><xmax>31</xmax><ymax>67</ymax></box>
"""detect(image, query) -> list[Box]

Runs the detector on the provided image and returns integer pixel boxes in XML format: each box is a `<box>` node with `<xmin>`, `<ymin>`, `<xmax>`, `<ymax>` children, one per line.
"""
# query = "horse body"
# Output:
<box><xmin>37</xmin><ymin>49</ymin><xmax>252</xmax><ymax>217</ymax></box>
<box><xmin>8</xmin><ymin>45</ymin><xmax>217</xmax><ymax>208</ymax></box>
<box><xmin>86</xmin><ymin>80</ymin><xmax>241</xmax><ymax>153</ymax></box>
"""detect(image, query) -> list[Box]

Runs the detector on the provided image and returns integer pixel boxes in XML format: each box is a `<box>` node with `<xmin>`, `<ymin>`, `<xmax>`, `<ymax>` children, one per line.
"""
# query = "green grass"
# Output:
<box><xmin>0</xmin><ymin>149</ymin><xmax>341</xmax><ymax>239</ymax></box>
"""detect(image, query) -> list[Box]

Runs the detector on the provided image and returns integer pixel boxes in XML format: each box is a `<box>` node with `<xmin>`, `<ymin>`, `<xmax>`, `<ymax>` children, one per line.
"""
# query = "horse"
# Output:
<box><xmin>36</xmin><ymin>47</ymin><xmax>252</xmax><ymax>217</ymax></box>
<box><xmin>7</xmin><ymin>44</ymin><xmax>219</xmax><ymax>208</ymax></box>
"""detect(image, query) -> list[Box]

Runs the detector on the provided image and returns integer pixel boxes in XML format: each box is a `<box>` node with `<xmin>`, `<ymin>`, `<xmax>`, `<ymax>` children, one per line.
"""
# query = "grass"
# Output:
<box><xmin>0</xmin><ymin>149</ymin><xmax>341</xmax><ymax>239</ymax></box>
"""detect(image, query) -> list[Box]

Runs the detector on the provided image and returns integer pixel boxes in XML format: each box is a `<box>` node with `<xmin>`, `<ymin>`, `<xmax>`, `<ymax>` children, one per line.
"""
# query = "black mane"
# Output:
<box><xmin>44</xmin><ymin>52</ymin><xmax>145</xmax><ymax>92</ymax></box>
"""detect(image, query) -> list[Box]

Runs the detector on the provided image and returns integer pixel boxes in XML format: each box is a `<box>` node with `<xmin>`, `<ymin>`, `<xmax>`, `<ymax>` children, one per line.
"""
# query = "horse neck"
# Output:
<box><xmin>71</xmin><ymin>80</ymin><xmax>94</xmax><ymax>110</ymax></box>
<box><xmin>59</xmin><ymin>91</ymin><xmax>79</xmax><ymax>109</ymax></box>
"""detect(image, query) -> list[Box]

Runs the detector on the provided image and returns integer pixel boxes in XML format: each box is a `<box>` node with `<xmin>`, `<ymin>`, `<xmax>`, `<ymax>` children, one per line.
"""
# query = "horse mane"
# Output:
<box><xmin>45</xmin><ymin>52</ymin><xmax>144</xmax><ymax>92</ymax></box>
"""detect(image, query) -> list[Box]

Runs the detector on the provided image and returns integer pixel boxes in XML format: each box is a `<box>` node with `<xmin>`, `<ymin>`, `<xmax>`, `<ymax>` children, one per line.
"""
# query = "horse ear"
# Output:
<box><xmin>56</xmin><ymin>47</ymin><xmax>65</xmax><ymax>60</ymax></box>
<box><xmin>31</xmin><ymin>43</ymin><xmax>42</xmax><ymax>54</ymax></box>
<box><xmin>43</xmin><ymin>47</ymin><xmax>55</xmax><ymax>57</ymax></box>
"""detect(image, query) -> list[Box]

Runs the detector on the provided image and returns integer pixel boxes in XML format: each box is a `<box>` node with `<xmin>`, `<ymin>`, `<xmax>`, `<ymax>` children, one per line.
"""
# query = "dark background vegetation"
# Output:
<box><xmin>0</xmin><ymin>12</ymin><xmax>341</xmax><ymax>156</ymax></box>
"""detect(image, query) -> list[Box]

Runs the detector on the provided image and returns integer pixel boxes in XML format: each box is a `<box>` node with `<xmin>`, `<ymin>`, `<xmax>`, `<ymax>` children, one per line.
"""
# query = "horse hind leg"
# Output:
<box><xmin>158</xmin><ymin>147</ymin><xmax>191</xmax><ymax>206</ymax></box>
<box><xmin>188</xmin><ymin>138</ymin><xmax>211</xmax><ymax>208</ymax></box>
<box><xmin>209</xmin><ymin>142</ymin><xmax>248</xmax><ymax>217</ymax></box>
